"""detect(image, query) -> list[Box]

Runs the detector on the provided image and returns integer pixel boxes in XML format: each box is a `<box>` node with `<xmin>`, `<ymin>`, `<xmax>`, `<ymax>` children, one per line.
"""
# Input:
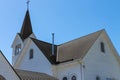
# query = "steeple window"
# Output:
<box><xmin>15</xmin><ymin>44</ymin><xmax>21</xmax><ymax>55</ymax></box>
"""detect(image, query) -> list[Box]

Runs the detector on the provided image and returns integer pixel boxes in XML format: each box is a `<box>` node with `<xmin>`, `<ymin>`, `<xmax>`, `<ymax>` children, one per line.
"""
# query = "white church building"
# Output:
<box><xmin>0</xmin><ymin>9</ymin><xmax>120</xmax><ymax>80</ymax></box>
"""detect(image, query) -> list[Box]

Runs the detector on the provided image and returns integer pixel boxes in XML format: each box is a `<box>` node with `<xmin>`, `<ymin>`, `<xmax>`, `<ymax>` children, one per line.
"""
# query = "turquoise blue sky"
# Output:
<box><xmin>0</xmin><ymin>0</ymin><xmax>120</xmax><ymax>63</ymax></box>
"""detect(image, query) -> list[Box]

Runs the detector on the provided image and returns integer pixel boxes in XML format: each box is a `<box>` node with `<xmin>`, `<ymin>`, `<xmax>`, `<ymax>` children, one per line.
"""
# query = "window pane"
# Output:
<box><xmin>15</xmin><ymin>44</ymin><xmax>21</xmax><ymax>55</ymax></box>
<box><xmin>29</xmin><ymin>49</ymin><xmax>33</xmax><ymax>59</ymax></box>
<box><xmin>72</xmin><ymin>76</ymin><xmax>76</xmax><ymax>80</ymax></box>
<box><xmin>100</xmin><ymin>42</ymin><xmax>105</xmax><ymax>53</ymax></box>
<box><xmin>63</xmin><ymin>77</ymin><xmax>67</xmax><ymax>80</ymax></box>
<box><xmin>96</xmin><ymin>76</ymin><xmax>100</xmax><ymax>80</ymax></box>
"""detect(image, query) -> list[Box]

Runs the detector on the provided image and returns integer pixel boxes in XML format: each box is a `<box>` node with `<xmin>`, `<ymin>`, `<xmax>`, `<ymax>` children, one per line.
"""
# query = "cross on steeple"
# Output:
<box><xmin>26</xmin><ymin>0</ymin><xmax>30</xmax><ymax>10</ymax></box>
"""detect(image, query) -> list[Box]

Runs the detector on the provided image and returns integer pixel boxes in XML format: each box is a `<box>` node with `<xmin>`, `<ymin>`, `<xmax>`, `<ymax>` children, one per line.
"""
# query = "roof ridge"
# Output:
<box><xmin>0</xmin><ymin>51</ymin><xmax>22</xmax><ymax>80</ymax></box>
<box><xmin>15</xmin><ymin>69</ymin><xmax>58</xmax><ymax>80</ymax></box>
<box><xmin>57</xmin><ymin>29</ymin><xmax>104</xmax><ymax>62</ymax></box>
<box><xmin>15</xmin><ymin>69</ymin><xmax>47</xmax><ymax>74</ymax></box>
<box><xmin>59</xmin><ymin>29</ymin><xmax>104</xmax><ymax>46</ymax></box>
<box><xmin>30</xmin><ymin>37</ymin><xmax>58</xmax><ymax>46</ymax></box>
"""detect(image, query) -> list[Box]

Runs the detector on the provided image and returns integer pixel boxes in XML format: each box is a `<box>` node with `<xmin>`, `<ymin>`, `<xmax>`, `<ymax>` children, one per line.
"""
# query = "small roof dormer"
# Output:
<box><xmin>20</xmin><ymin>10</ymin><xmax>33</xmax><ymax>40</ymax></box>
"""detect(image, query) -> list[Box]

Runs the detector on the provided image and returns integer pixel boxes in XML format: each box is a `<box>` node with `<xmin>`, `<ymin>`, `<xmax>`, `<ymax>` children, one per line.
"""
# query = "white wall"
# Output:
<box><xmin>23</xmin><ymin>33</ymin><xmax>36</xmax><ymax>45</ymax></box>
<box><xmin>52</xmin><ymin>61</ymin><xmax>83</xmax><ymax>80</ymax></box>
<box><xmin>83</xmin><ymin>33</ymin><xmax>120</xmax><ymax>80</ymax></box>
<box><xmin>12</xmin><ymin>33</ymin><xmax>36</xmax><ymax>65</ymax></box>
<box><xmin>17</xmin><ymin>41</ymin><xmax>53</xmax><ymax>75</ymax></box>
<box><xmin>0</xmin><ymin>52</ymin><xmax>20</xmax><ymax>80</ymax></box>
<box><xmin>53</xmin><ymin>32</ymin><xmax>120</xmax><ymax>80</ymax></box>
<box><xmin>12</xmin><ymin>34</ymin><xmax>23</xmax><ymax>65</ymax></box>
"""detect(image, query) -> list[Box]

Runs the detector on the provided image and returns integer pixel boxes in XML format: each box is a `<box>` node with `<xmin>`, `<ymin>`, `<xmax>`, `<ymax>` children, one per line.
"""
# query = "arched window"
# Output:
<box><xmin>0</xmin><ymin>75</ymin><xmax>6</xmax><ymax>80</ymax></box>
<box><xmin>71</xmin><ymin>75</ymin><xmax>77</xmax><ymax>80</ymax></box>
<box><xmin>15</xmin><ymin>44</ymin><xmax>21</xmax><ymax>55</ymax></box>
<box><xmin>63</xmin><ymin>77</ymin><xmax>67</xmax><ymax>80</ymax></box>
<box><xmin>100</xmin><ymin>42</ymin><xmax>105</xmax><ymax>53</ymax></box>
<box><xmin>29</xmin><ymin>49</ymin><xmax>33</xmax><ymax>59</ymax></box>
<box><xmin>96</xmin><ymin>76</ymin><xmax>100</xmax><ymax>80</ymax></box>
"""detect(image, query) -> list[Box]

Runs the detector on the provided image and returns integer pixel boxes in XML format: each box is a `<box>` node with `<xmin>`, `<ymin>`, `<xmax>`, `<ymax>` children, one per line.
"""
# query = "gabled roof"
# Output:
<box><xmin>31</xmin><ymin>38</ymin><xmax>58</xmax><ymax>64</ymax></box>
<box><xmin>30</xmin><ymin>30</ymin><xmax>104</xmax><ymax>64</ymax></box>
<box><xmin>20</xmin><ymin>10</ymin><xmax>33</xmax><ymax>40</ymax></box>
<box><xmin>0</xmin><ymin>51</ymin><xmax>21</xmax><ymax>80</ymax></box>
<box><xmin>57</xmin><ymin>30</ymin><xmax>104</xmax><ymax>62</ymax></box>
<box><xmin>0</xmin><ymin>51</ymin><xmax>58</xmax><ymax>80</ymax></box>
<box><xmin>15</xmin><ymin>69</ymin><xmax>58</xmax><ymax>80</ymax></box>
<box><xmin>0</xmin><ymin>75</ymin><xmax>6</xmax><ymax>80</ymax></box>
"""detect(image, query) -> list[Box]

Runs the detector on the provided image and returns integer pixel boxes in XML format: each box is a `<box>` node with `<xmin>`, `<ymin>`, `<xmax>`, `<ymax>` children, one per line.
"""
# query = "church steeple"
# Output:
<box><xmin>20</xmin><ymin>10</ymin><xmax>33</xmax><ymax>40</ymax></box>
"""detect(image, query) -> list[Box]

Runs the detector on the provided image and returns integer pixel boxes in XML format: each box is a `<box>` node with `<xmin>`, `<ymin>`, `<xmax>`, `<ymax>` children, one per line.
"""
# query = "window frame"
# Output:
<box><xmin>100</xmin><ymin>42</ymin><xmax>105</xmax><ymax>53</ymax></box>
<box><xmin>29</xmin><ymin>49</ymin><xmax>34</xmax><ymax>59</ymax></box>
<box><xmin>15</xmin><ymin>44</ymin><xmax>21</xmax><ymax>55</ymax></box>
<box><xmin>96</xmin><ymin>76</ymin><xmax>100</xmax><ymax>80</ymax></box>
<box><xmin>71</xmin><ymin>75</ymin><xmax>77</xmax><ymax>80</ymax></box>
<box><xmin>62</xmin><ymin>77</ymin><xmax>68</xmax><ymax>80</ymax></box>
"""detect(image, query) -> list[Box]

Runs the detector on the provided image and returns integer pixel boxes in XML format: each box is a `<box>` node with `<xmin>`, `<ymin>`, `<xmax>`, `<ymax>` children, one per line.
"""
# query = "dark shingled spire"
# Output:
<box><xmin>20</xmin><ymin>10</ymin><xmax>33</xmax><ymax>40</ymax></box>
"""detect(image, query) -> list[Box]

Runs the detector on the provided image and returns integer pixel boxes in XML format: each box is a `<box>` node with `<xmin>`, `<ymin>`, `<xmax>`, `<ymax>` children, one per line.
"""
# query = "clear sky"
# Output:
<box><xmin>0</xmin><ymin>0</ymin><xmax>120</xmax><ymax>63</ymax></box>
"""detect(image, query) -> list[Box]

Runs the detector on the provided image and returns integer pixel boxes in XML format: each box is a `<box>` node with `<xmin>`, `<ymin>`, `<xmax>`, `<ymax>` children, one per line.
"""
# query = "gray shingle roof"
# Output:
<box><xmin>31</xmin><ymin>38</ymin><xmax>57</xmax><ymax>56</ymax></box>
<box><xmin>31</xmin><ymin>38</ymin><xmax>58</xmax><ymax>64</ymax></box>
<box><xmin>57</xmin><ymin>30</ymin><xmax>103</xmax><ymax>62</ymax></box>
<box><xmin>18</xmin><ymin>9</ymin><xmax>104</xmax><ymax>64</ymax></box>
<box><xmin>0</xmin><ymin>75</ymin><xmax>6</xmax><ymax>80</ymax></box>
<box><xmin>0</xmin><ymin>51</ymin><xmax>58</xmax><ymax>80</ymax></box>
<box><xmin>15</xmin><ymin>69</ymin><xmax>58</xmax><ymax>80</ymax></box>
<box><xmin>31</xmin><ymin>29</ymin><xmax>104</xmax><ymax>64</ymax></box>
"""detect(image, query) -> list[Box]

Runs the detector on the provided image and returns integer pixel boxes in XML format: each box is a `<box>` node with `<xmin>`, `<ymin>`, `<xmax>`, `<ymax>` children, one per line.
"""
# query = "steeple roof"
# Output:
<box><xmin>20</xmin><ymin>10</ymin><xmax>33</xmax><ymax>40</ymax></box>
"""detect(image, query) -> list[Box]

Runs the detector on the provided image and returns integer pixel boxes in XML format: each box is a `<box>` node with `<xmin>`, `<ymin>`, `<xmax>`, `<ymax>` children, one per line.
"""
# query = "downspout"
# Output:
<box><xmin>78</xmin><ymin>60</ymin><xmax>84</xmax><ymax>80</ymax></box>
<box><xmin>80</xmin><ymin>63</ymin><xmax>83</xmax><ymax>80</ymax></box>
